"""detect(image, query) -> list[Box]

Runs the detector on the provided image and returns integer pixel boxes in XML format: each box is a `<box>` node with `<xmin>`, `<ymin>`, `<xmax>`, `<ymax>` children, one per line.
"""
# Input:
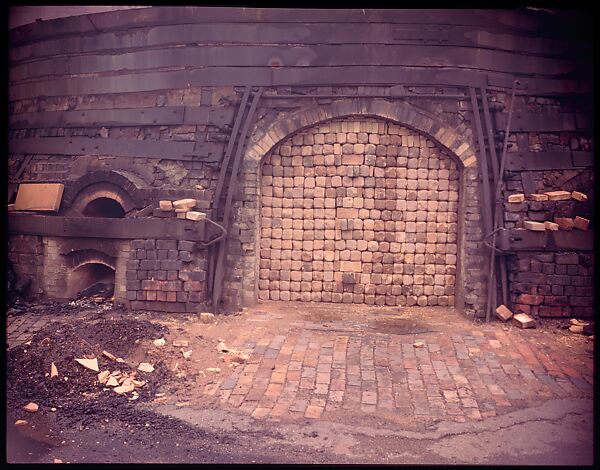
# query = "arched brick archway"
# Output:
<box><xmin>228</xmin><ymin>99</ymin><xmax>486</xmax><ymax>317</ymax></box>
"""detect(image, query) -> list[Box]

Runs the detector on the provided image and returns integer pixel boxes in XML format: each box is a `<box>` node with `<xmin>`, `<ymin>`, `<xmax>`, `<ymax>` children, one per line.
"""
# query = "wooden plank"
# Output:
<box><xmin>9</xmin><ymin>8</ymin><xmax>546</xmax><ymax>47</ymax></box>
<box><xmin>9</xmin><ymin>43</ymin><xmax>578</xmax><ymax>82</ymax></box>
<box><xmin>9</xmin><ymin>107</ymin><xmax>183</xmax><ymax>128</ymax></box>
<box><xmin>506</xmin><ymin>228</ymin><xmax>593</xmax><ymax>251</ymax></box>
<box><xmin>9</xmin><ymin>106</ymin><xmax>234</xmax><ymax>129</ymax></box>
<box><xmin>572</xmin><ymin>151</ymin><xmax>594</xmax><ymax>167</ymax></box>
<box><xmin>505</xmin><ymin>151</ymin><xmax>592</xmax><ymax>171</ymax></box>
<box><xmin>9</xmin><ymin>66</ymin><xmax>588</xmax><ymax>102</ymax></box>
<box><xmin>11</xmin><ymin>22</ymin><xmax>581</xmax><ymax>65</ymax></box>
<box><xmin>494</xmin><ymin>111</ymin><xmax>578</xmax><ymax>132</ymax></box>
<box><xmin>7</xmin><ymin>213</ymin><xmax>204</xmax><ymax>240</ymax></box>
<box><xmin>9</xmin><ymin>137</ymin><xmax>198</xmax><ymax>160</ymax></box>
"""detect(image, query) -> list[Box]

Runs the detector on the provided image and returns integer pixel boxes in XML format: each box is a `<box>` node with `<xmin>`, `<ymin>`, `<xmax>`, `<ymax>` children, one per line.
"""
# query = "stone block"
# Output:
<box><xmin>529</xmin><ymin>193</ymin><xmax>549</xmax><ymax>202</ymax></box>
<box><xmin>340</xmin><ymin>261</ymin><xmax>361</xmax><ymax>272</ymax></box>
<box><xmin>544</xmin><ymin>221</ymin><xmax>559</xmax><ymax>231</ymax></box>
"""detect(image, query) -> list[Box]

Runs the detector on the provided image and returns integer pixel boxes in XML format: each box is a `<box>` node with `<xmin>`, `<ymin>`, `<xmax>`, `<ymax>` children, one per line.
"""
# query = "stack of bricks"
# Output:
<box><xmin>258</xmin><ymin>118</ymin><xmax>459</xmax><ymax>307</ymax></box>
<box><xmin>510</xmin><ymin>252</ymin><xmax>594</xmax><ymax>318</ymax></box>
<box><xmin>126</xmin><ymin>238</ymin><xmax>207</xmax><ymax>312</ymax></box>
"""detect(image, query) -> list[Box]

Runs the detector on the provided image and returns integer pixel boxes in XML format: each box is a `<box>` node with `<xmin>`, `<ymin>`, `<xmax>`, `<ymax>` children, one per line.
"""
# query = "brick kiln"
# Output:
<box><xmin>7</xmin><ymin>7</ymin><xmax>593</xmax><ymax>320</ymax></box>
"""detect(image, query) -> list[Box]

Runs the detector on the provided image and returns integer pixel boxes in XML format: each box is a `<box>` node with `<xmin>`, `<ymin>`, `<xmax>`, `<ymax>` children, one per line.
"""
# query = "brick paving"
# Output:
<box><xmin>7</xmin><ymin>302</ymin><xmax>594</xmax><ymax>426</ymax></box>
<box><xmin>206</xmin><ymin>303</ymin><xmax>594</xmax><ymax>424</ymax></box>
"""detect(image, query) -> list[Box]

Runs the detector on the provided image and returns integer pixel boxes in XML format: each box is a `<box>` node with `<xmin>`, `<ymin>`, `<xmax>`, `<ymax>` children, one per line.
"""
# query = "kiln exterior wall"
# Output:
<box><xmin>8</xmin><ymin>8</ymin><xmax>592</xmax><ymax>317</ymax></box>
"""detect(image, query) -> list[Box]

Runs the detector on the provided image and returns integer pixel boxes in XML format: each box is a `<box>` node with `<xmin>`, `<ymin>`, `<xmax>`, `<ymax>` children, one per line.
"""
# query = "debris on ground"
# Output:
<box><xmin>14</xmin><ymin>419</ymin><xmax>28</xmax><ymax>426</ymax></box>
<box><xmin>50</xmin><ymin>362</ymin><xmax>58</xmax><ymax>378</ymax></box>
<box><xmin>138</xmin><ymin>363</ymin><xmax>155</xmax><ymax>373</ymax></box>
<box><xmin>182</xmin><ymin>350</ymin><xmax>193</xmax><ymax>359</ymax></box>
<box><xmin>23</xmin><ymin>402</ymin><xmax>39</xmax><ymax>413</ymax></box>
<box><xmin>75</xmin><ymin>358</ymin><xmax>99</xmax><ymax>372</ymax></box>
<box><xmin>200</xmin><ymin>312</ymin><xmax>215</xmax><ymax>323</ymax></box>
<box><xmin>413</xmin><ymin>341</ymin><xmax>424</xmax><ymax>348</ymax></box>
<box><xmin>173</xmin><ymin>340</ymin><xmax>189</xmax><ymax>347</ymax></box>
<box><xmin>153</xmin><ymin>338</ymin><xmax>166</xmax><ymax>347</ymax></box>
<box><xmin>568</xmin><ymin>318</ymin><xmax>593</xmax><ymax>335</ymax></box>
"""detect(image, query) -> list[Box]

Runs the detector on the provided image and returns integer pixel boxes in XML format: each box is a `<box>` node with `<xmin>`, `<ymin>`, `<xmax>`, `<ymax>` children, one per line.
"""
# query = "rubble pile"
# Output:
<box><xmin>6</xmin><ymin>318</ymin><xmax>168</xmax><ymax>419</ymax></box>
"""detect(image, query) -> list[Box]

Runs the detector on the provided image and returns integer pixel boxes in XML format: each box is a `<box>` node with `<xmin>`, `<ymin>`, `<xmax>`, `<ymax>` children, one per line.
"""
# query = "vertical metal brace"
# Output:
<box><xmin>207</xmin><ymin>86</ymin><xmax>252</xmax><ymax>298</ymax></box>
<box><xmin>485</xmin><ymin>80</ymin><xmax>519</xmax><ymax>322</ymax></box>
<box><xmin>211</xmin><ymin>87</ymin><xmax>263</xmax><ymax>309</ymax></box>
<box><xmin>469</xmin><ymin>87</ymin><xmax>495</xmax><ymax>319</ymax></box>
<box><xmin>480</xmin><ymin>86</ymin><xmax>508</xmax><ymax>308</ymax></box>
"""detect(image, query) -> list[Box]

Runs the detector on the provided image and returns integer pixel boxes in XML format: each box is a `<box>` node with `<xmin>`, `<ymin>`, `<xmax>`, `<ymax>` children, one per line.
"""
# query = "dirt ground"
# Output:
<box><xmin>5</xmin><ymin>297</ymin><xmax>595</xmax><ymax>464</ymax></box>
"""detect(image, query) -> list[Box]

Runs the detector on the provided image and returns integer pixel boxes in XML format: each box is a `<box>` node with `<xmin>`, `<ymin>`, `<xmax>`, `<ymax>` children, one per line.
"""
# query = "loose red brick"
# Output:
<box><xmin>573</xmin><ymin>216</ymin><xmax>589</xmax><ymax>231</ymax></box>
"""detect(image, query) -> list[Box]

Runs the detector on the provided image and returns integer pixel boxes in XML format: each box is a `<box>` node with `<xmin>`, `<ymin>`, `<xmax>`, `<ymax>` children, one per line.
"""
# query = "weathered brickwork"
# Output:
<box><xmin>126</xmin><ymin>238</ymin><xmax>208</xmax><ymax>312</ymax></box>
<box><xmin>7</xmin><ymin>235</ymin><xmax>44</xmax><ymax>297</ymax></box>
<box><xmin>510</xmin><ymin>252</ymin><xmax>594</xmax><ymax>318</ymax></box>
<box><xmin>258</xmin><ymin>118</ymin><xmax>460</xmax><ymax>307</ymax></box>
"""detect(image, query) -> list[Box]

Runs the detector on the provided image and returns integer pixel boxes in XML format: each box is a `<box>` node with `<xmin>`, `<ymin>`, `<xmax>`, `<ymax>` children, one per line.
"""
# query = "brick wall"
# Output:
<box><xmin>126</xmin><ymin>238</ymin><xmax>207</xmax><ymax>312</ymax></box>
<box><xmin>510</xmin><ymin>252</ymin><xmax>594</xmax><ymax>318</ymax></box>
<box><xmin>7</xmin><ymin>235</ymin><xmax>44</xmax><ymax>297</ymax></box>
<box><xmin>258</xmin><ymin>117</ymin><xmax>459</xmax><ymax>307</ymax></box>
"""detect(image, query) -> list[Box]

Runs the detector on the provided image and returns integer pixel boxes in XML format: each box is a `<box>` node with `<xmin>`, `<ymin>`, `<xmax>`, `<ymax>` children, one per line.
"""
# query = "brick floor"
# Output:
<box><xmin>7</xmin><ymin>302</ymin><xmax>594</xmax><ymax>427</ymax></box>
<box><xmin>208</xmin><ymin>303</ymin><xmax>594</xmax><ymax>424</ymax></box>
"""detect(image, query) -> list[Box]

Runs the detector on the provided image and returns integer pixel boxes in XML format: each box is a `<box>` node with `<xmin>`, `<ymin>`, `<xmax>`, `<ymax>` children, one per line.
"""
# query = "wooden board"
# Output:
<box><xmin>10</xmin><ymin>22</ymin><xmax>580</xmax><ymax>65</ymax></box>
<box><xmin>506</xmin><ymin>228</ymin><xmax>593</xmax><ymax>251</ymax></box>
<box><xmin>494</xmin><ymin>111</ymin><xmax>578</xmax><ymax>132</ymax></box>
<box><xmin>9</xmin><ymin>8</ymin><xmax>550</xmax><ymax>47</ymax></box>
<box><xmin>505</xmin><ymin>151</ymin><xmax>593</xmax><ymax>171</ymax></box>
<box><xmin>7</xmin><ymin>214</ymin><xmax>205</xmax><ymax>240</ymax></box>
<box><xmin>8</xmin><ymin>137</ymin><xmax>225</xmax><ymax>161</ymax></box>
<box><xmin>9</xmin><ymin>106</ymin><xmax>235</xmax><ymax>129</ymax></box>
<box><xmin>9</xmin><ymin>66</ymin><xmax>589</xmax><ymax>101</ymax></box>
<box><xmin>9</xmin><ymin>44</ymin><xmax>577</xmax><ymax>83</ymax></box>
<box><xmin>14</xmin><ymin>183</ymin><xmax>64</xmax><ymax>211</ymax></box>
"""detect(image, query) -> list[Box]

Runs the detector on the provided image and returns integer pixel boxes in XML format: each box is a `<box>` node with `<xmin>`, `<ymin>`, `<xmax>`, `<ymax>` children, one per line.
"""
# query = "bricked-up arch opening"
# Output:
<box><xmin>258</xmin><ymin>117</ymin><xmax>460</xmax><ymax>307</ymax></box>
<box><xmin>82</xmin><ymin>197</ymin><xmax>126</xmax><ymax>218</ymax></box>
<box><xmin>67</xmin><ymin>263</ymin><xmax>115</xmax><ymax>298</ymax></box>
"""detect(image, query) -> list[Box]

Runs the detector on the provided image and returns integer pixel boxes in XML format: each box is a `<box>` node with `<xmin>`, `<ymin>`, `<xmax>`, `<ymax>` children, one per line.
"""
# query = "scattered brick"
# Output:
<box><xmin>523</xmin><ymin>220</ymin><xmax>546</xmax><ymax>231</ymax></box>
<box><xmin>507</xmin><ymin>194</ymin><xmax>525</xmax><ymax>203</ymax></box>
<box><xmin>573</xmin><ymin>216</ymin><xmax>589</xmax><ymax>231</ymax></box>
<box><xmin>571</xmin><ymin>191</ymin><xmax>588</xmax><ymax>202</ymax></box>
<box><xmin>512</xmin><ymin>313</ymin><xmax>535</xmax><ymax>329</ymax></box>
<box><xmin>159</xmin><ymin>200</ymin><xmax>173</xmax><ymax>211</ymax></box>
<box><xmin>554</xmin><ymin>217</ymin><xmax>574</xmax><ymax>230</ymax></box>
<box><xmin>544</xmin><ymin>190</ymin><xmax>571</xmax><ymax>201</ymax></box>
<box><xmin>495</xmin><ymin>304</ymin><xmax>513</xmax><ymax>322</ymax></box>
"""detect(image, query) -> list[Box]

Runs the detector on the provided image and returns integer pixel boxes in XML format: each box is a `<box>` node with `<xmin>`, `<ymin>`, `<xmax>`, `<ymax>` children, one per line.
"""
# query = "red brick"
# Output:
<box><xmin>538</xmin><ymin>306</ymin><xmax>564</xmax><ymax>317</ymax></box>
<box><xmin>516</xmin><ymin>294</ymin><xmax>544</xmax><ymax>306</ymax></box>
<box><xmin>166</xmin><ymin>291</ymin><xmax>177</xmax><ymax>302</ymax></box>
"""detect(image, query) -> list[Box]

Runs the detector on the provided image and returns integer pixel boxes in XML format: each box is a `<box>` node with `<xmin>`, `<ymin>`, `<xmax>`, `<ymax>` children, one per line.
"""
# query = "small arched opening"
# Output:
<box><xmin>67</xmin><ymin>262</ymin><xmax>115</xmax><ymax>299</ymax></box>
<box><xmin>82</xmin><ymin>197</ymin><xmax>126</xmax><ymax>218</ymax></box>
